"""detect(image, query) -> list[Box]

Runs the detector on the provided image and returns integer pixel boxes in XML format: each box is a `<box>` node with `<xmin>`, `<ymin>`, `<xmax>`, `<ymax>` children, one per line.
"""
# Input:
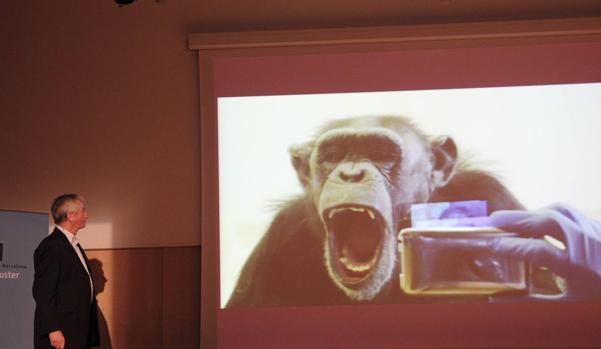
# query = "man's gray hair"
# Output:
<box><xmin>51</xmin><ymin>193</ymin><xmax>83</xmax><ymax>224</ymax></box>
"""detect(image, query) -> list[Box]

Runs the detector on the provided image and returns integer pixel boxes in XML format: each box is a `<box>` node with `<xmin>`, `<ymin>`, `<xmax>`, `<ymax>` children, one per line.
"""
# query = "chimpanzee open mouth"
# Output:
<box><xmin>323</xmin><ymin>205</ymin><xmax>384</xmax><ymax>285</ymax></box>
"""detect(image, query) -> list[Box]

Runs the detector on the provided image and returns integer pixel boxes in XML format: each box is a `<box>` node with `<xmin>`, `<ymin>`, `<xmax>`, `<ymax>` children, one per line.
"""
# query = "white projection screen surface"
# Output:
<box><xmin>191</xmin><ymin>19</ymin><xmax>601</xmax><ymax>349</ymax></box>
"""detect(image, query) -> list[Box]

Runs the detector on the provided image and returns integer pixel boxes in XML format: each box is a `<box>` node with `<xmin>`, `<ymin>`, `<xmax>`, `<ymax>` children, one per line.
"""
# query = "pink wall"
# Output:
<box><xmin>0</xmin><ymin>1</ymin><xmax>204</xmax><ymax>248</ymax></box>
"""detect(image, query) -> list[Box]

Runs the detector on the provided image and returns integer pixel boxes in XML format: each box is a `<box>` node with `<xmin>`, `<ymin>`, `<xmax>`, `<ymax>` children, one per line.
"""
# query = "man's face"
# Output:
<box><xmin>69</xmin><ymin>200</ymin><xmax>88</xmax><ymax>232</ymax></box>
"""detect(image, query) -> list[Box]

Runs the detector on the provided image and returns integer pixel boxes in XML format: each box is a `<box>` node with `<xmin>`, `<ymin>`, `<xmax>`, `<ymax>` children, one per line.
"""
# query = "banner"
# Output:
<box><xmin>0</xmin><ymin>210</ymin><xmax>48</xmax><ymax>348</ymax></box>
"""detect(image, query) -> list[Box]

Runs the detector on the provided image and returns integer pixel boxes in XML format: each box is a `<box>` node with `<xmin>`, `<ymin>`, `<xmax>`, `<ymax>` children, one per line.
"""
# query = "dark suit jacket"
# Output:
<box><xmin>33</xmin><ymin>228</ymin><xmax>100</xmax><ymax>349</ymax></box>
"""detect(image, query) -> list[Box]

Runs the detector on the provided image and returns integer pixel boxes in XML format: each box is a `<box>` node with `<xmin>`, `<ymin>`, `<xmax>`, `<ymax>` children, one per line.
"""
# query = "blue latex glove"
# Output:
<box><xmin>490</xmin><ymin>204</ymin><xmax>601</xmax><ymax>299</ymax></box>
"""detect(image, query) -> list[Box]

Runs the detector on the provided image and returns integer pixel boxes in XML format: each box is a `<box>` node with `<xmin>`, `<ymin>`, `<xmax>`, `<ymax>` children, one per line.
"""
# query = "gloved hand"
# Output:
<box><xmin>490</xmin><ymin>203</ymin><xmax>601</xmax><ymax>299</ymax></box>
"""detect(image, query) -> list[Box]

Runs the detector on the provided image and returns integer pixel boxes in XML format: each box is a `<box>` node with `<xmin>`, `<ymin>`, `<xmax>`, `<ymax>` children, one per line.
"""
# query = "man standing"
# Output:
<box><xmin>33</xmin><ymin>194</ymin><xmax>99</xmax><ymax>349</ymax></box>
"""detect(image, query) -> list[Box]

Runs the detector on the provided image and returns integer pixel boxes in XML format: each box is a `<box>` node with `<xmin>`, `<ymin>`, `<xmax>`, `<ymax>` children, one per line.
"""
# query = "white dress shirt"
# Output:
<box><xmin>56</xmin><ymin>225</ymin><xmax>94</xmax><ymax>302</ymax></box>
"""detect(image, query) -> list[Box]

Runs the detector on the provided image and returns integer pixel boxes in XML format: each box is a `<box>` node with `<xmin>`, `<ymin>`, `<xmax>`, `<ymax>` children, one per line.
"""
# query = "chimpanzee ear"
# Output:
<box><xmin>430</xmin><ymin>136</ymin><xmax>458</xmax><ymax>188</ymax></box>
<box><xmin>289</xmin><ymin>142</ymin><xmax>313</xmax><ymax>188</ymax></box>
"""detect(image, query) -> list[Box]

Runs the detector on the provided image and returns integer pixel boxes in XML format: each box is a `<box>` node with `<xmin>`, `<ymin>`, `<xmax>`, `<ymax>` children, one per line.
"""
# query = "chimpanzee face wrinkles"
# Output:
<box><xmin>314</xmin><ymin>130</ymin><xmax>403</xmax><ymax>182</ymax></box>
<box><xmin>304</xmin><ymin>126</ymin><xmax>414</xmax><ymax>301</ymax></box>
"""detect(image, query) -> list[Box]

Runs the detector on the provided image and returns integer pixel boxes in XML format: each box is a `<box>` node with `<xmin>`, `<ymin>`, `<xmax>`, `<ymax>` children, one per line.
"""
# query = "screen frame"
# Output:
<box><xmin>190</xmin><ymin>17</ymin><xmax>601</xmax><ymax>349</ymax></box>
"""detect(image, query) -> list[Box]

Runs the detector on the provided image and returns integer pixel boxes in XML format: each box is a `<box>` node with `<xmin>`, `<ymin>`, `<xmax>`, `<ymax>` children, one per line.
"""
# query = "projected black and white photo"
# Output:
<box><xmin>218</xmin><ymin>83</ymin><xmax>601</xmax><ymax>308</ymax></box>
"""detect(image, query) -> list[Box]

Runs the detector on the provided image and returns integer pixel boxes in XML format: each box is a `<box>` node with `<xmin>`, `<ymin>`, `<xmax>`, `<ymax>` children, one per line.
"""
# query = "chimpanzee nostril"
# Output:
<box><xmin>340</xmin><ymin>168</ymin><xmax>366</xmax><ymax>182</ymax></box>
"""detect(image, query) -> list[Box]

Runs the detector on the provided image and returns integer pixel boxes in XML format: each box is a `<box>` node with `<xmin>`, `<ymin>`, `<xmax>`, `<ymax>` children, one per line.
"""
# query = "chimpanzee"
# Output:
<box><xmin>226</xmin><ymin>116</ymin><xmax>529</xmax><ymax>307</ymax></box>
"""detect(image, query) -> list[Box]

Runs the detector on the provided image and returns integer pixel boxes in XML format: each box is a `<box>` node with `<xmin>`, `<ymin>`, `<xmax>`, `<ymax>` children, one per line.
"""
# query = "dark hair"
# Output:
<box><xmin>51</xmin><ymin>193</ymin><xmax>83</xmax><ymax>224</ymax></box>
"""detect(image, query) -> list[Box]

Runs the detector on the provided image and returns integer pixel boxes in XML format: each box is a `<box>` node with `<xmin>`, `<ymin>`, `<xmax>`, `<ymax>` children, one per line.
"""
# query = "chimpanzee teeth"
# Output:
<box><xmin>328</xmin><ymin>207</ymin><xmax>362</xmax><ymax>219</ymax></box>
<box><xmin>328</xmin><ymin>207</ymin><xmax>376</xmax><ymax>220</ymax></box>
<box><xmin>367</xmin><ymin>210</ymin><xmax>375</xmax><ymax>220</ymax></box>
<box><xmin>328</xmin><ymin>210</ymin><xmax>336</xmax><ymax>219</ymax></box>
<box><xmin>339</xmin><ymin>256</ymin><xmax>372</xmax><ymax>272</ymax></box>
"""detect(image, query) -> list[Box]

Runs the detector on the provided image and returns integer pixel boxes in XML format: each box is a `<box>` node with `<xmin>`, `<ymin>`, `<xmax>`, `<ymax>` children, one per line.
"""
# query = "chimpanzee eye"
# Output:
<box><xmin>320</xmin><ymin>149</ymin><xmax>344</xmax><ymax>163</ymax></box>
<box><xmin>369</xmin><ymin>149</ymin><xmax>389</xmax><ymax>162</ymax></box>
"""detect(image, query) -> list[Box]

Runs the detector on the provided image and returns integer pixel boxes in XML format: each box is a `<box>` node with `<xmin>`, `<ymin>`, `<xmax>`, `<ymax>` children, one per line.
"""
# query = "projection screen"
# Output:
<box><xmin>190</xmin><ymin>18</ymin><xmax>601</xmax><ymax>349</ymax></box>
